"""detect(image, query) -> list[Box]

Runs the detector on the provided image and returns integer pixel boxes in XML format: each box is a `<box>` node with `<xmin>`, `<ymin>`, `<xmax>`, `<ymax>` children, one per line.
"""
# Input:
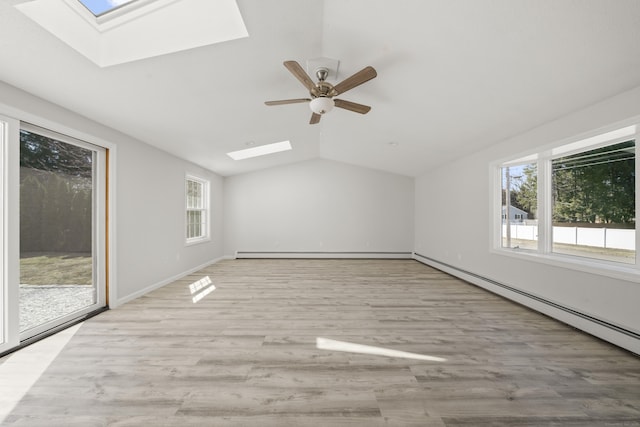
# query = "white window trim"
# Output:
<box><xmin>185</xmin><ymin>174</ymin><xmax>210</xmax><ymax>246</ymax></box>
<box><xmin>491</xmin><ymin>118</ymin><xmax>640</xmax><ymax>283</ymax></box>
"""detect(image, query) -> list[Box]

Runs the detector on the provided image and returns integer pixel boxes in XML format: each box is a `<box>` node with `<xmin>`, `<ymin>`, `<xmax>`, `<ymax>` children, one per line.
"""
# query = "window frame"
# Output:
<box><xmin>185</xmin><ymin>174</ymin><xmax>210</xmax><ymax>245</ymax></box>
<box><xmin>77</xmin><ymin>0</ymin><xmax>139</xmax><ymax>18</ymax></box>
<box><xmin>491</xmin><ymin>119</ymin><xmax>640</xmax><ymax>282</ymax></box>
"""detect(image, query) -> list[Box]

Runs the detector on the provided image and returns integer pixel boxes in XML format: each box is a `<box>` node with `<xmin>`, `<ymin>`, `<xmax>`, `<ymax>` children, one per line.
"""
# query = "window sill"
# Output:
<box><xmin>491</xmin><ymin>247</ymin><xmax>640</xmax><ymax>283</ymax></box>
<box><xmin>185</xmin><ymin>237</ymin><xmax>211</xmax><ymax>247</ymax></box>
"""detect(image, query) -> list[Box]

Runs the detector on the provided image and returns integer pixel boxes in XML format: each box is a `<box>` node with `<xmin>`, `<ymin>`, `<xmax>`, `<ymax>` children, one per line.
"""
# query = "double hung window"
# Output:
<box><xmin>186</xmin><ymin>176</ymin><xmax>209</xmax><ymax>243</ymax></box>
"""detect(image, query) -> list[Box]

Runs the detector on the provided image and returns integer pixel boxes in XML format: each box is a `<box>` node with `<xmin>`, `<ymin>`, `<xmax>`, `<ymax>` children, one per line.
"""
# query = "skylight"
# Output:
<box><xmin>16</xmin><ymin>0</ymin><xmax>248</xmax><ymax>67</ymax></box>
<box><xmin>227</xmin><ymin>141</ymin><xmax>292</xmax><ymax>160</ymax></box>
<box><xmin>78</xmin><ymin>0</ymin><xmax>138</xmax><ymax>17</ymax></box>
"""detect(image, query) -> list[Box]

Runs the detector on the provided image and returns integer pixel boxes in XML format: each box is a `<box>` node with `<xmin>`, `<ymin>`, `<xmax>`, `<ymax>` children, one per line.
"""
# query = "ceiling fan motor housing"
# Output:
<box><xmin>315</xmin><ymin>67</ymin><xmax>330</xmax><ymax>82</ymax></box>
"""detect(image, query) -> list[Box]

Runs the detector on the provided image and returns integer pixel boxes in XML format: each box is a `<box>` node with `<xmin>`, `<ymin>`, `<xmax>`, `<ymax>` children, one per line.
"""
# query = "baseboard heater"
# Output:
<box><xmin>236</xmin><ymin>251</ymin><xmax>413</xmax><ymax>259</ymax></box>
<box><xmin>413</xmin><ymin>252</ymin><xmax>640</xmax><ymax>354</ymax></box>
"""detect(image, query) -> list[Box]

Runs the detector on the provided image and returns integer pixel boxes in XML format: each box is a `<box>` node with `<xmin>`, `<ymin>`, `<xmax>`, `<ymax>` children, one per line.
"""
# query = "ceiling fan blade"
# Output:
<box><xmin>310</xmin><ymin>112</ymin><xmax>321</xmax><ymax>124</ymax></box>
<box><xmin>334</xmin><ymin>99</ymin><xmax>371</xmax><ymax>114</ymax></box>
<box><xmin>333</xmin><ymin>66</ymin><xmax>377</xmax><ymax>95</ymax></box>
<box><xmin>284</xmin><ymin>60</ymin><xmax>316</xmax><ymax>92</ymax></box>
<box><xmin>265</xmin><ymin>98</ymin><xmax>311</xmax><ymax>106</ymax></box>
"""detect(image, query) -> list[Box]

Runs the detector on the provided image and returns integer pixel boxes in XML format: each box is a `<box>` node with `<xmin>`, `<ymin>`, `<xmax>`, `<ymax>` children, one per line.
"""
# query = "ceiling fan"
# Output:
<box><xmin>265</xmin><ymin>60</ymin><xmax>377</xmax><ymax>124</ymax></box>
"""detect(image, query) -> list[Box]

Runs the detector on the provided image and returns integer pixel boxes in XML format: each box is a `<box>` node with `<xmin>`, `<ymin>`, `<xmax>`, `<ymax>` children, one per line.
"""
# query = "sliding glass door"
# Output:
<box><xmin>18</xmin><ymin>124</ymin><xmax>106</xmax><ymax>341</ymax></box>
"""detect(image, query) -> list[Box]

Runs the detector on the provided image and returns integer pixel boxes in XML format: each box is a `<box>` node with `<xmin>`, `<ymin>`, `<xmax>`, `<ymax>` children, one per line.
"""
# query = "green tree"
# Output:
<box><xmin>20</xmin><ymin>130</ymin><xmax>92</xmax><ymax>178</ymax></box>
<box><xmin>552</xmin><ymin>140</ymin><xmax>634</xmax><ymax>225</ymax></box>
<box><xmin>514</xmin><ymin>164</ymin><xmax>537</xmax><ymax>219</ymax></box>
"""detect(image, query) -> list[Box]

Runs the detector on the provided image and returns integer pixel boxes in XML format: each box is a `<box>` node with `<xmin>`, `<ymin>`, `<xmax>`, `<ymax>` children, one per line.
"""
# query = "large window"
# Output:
<box><xmin>551</xmin><ymin>140</ymin><xmax>635</xmax><ymax>263</ymax></box>
<box><xmin>185</xmin><ymin>175</ymin><xmax>209</xmax><ymax>243</ymax></box>
<box><xmin>496</xmin><ymin>124</ymin><xmax>637</xmax><ymax>272</ymax></box>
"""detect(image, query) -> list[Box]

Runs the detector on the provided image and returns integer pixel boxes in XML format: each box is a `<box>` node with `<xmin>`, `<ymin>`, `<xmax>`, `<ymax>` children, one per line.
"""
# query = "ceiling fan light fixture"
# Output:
<box><xmin>309</xmin><ymin>97</ymin><xmax>335</xmax><ymax>115</ymax></box>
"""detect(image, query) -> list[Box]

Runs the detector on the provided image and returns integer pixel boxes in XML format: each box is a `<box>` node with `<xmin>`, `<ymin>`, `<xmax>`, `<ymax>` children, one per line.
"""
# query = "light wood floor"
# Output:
<box><xmin>1</xmin><ymin>259</ymin><xmax>639</xmax><ymax>426</ymax></box>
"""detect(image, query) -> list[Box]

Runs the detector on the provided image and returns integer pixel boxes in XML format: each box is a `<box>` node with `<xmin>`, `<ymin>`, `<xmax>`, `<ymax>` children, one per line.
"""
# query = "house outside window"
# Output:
<box><xmin>186</xmin><ymin>175</ymin><xmax>209</xmax><ymax>244</ymax></box>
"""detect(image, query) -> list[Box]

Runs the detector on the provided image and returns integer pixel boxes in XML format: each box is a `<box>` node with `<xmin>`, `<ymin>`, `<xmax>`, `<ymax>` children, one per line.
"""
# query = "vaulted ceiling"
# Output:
<box><xmin>1</xmin><ymin>0</ymin><xmax>640</xmax><ymax>177</ymax></box>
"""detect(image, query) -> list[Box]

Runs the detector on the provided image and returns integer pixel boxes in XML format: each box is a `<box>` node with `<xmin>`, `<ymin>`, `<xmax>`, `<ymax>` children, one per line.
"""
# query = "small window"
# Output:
<box><xmin>185</xmin><ymin>176</ymin><xmax>209</xmax><ymax>243</ymax></box>
<box><xmin>495</xmin><ymin>124</ymin><xmax>637</xmax><ymax>270</ymax></box>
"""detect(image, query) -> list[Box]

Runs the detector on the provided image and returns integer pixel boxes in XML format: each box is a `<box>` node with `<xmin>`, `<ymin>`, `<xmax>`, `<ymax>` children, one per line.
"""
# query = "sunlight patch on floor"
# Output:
<box><xmin>316</xmin><ymin>337</ymin><xmax>447</xmax><ymax>362</ymax></box>
<box><xmin>0</xmin><ymin>323</ymin><xmax>82</xmax><ymax>423</ymax></box>
<box><xmin>188</xmin><ymin>276</ymin><xmax>216</xmax><ymax>303</ymax></box>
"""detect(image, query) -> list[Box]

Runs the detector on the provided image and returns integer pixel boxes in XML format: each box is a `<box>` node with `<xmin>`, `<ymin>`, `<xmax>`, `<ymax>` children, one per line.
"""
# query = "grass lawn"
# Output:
<box><xmin>505</xmin><ymin>239</ymin><xmax>635</xmax><ymax>263</ymax></box>
<box><xmin>20</xmin><ymin>252</ymin><xmax>92</xmax><ymax>285</ymax></box>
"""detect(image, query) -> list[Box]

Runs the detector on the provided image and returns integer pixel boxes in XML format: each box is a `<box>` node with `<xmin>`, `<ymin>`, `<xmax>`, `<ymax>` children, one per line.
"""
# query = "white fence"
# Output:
<box><xmin>503</xmin><ymin>224</ymin><xmax>635</xmax><ymax>250</ymax></box>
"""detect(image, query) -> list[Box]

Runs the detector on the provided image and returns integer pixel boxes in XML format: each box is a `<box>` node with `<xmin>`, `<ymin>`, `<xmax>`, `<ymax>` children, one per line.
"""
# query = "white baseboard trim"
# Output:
<box><xmin>113</xmin><ymin>255</ymin><xmax>232</xmax><ymax>308</ymax></box>
<box><xmin>413</xmin><ymin>252</ymin><xmax>640</xmax><ymax>355</ymax></box>
<box><xmin>235</xmin><ymin>251</ymin><xmax>413</xmax><ymax>259</ymax></box>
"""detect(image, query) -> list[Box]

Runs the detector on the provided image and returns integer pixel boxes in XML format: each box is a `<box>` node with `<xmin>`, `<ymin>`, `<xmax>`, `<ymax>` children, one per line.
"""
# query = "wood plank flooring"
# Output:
<box><xmin>1</xmin><ymin>259</ymin><xmax>639</xmax><ymax>426</ymax></box>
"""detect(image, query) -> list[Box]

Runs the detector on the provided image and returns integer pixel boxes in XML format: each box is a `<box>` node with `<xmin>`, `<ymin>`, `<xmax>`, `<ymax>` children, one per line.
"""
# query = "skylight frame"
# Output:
<box><xmin>77</xmin><ymin>0</ymin><xmax>140</xmax><ymax>18</ymax></box>
<box><xmin>227</xmin><ymin>141</ymin><xmax>292</xmax><ymax>160</ymax></box>
<box><xmin>67</xmin><ymin>0</ymin><xmax>167</xmax><ymax>29</ymax></box>
<box><xmin>15</xmin><ymin>0</ymin><xmax>248</xmax><ymax>67</ymax></box>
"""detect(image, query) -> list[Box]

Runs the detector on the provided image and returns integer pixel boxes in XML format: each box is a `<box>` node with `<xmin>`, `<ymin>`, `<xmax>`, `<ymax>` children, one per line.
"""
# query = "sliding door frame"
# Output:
<box><xmin>0</xmin><ymin>109</ymin><xmax>117</xmax><ymax>355</ymax></box>
<box><xmin>18</xmin><ymin>123</ymin><xmax>108</xmax><ymax>341</ymax></box>
<box><xmin>0</xmin><ymin>115</ymin><xmax>20</xmax><ymax>354</ymax></box>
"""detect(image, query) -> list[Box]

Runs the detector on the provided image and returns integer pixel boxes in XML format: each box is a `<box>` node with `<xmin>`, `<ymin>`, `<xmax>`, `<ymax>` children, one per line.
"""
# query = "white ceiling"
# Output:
<box><xmin>1</xmin><ymin>0</ymin><xmax>640</xmax><ymax>177</ymax></box>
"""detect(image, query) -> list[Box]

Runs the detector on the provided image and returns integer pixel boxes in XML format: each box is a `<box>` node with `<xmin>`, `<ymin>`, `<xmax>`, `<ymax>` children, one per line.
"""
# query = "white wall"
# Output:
<box><xmin>0</xmin><ymin>80</ymin><xmax>225</xmax><ymax>307</ymax></box>
<box><xmin>415</xmin><ymin>85</ymin><xmax>640</xmax><ymax>353</ymax></box>
<box><xmin>224</xmin><ymin>158</ymin><xmax>414</xmax><ymax>257</ymax></box>
<box><xmin>115</xmin><ymin>140</ymin><xmax>224</xmax><ymax>304</ymax></box>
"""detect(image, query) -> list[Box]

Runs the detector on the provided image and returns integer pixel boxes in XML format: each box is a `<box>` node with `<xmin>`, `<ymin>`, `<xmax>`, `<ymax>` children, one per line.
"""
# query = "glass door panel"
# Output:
<box><xmin>19</xmin><ymin>126</ymin><xmax>105</xmax><ymax>338</ymax></box>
